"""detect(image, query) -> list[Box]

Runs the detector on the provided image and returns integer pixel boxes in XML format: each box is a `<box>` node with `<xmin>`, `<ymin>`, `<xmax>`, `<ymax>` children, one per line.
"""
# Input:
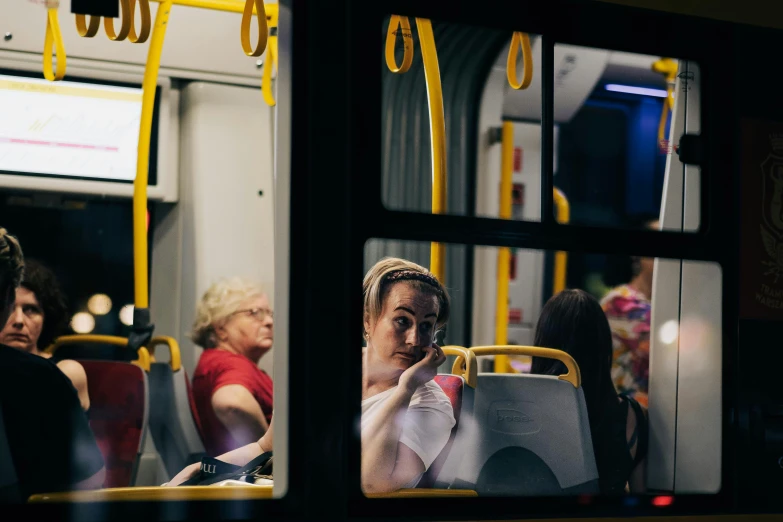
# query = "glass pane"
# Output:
<box><xmin>380</xmin><ymin>16</ymin><xmax>543</xmax><ymax>221</ymax></box>
<box><xmin>553</xmin><ymin>45</ymin><xmax>700</xmax><ymax>232</ymax></box>
<box><xmin>361</xmin><ymin>239</ymin><xmax>721</xmax><ymax>497</ymax></box>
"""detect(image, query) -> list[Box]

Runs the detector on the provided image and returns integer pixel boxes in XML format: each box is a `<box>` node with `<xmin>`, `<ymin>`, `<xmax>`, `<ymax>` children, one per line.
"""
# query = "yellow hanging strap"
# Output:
<box><xmin>506</xmin><ymin>32</ymin><xmax>533</xmax><ymax>90</ymax></box>
<box><xmin>261</xmin><ymin>5</ymin><xmax>278</xmax><ymax>106</ymax></box>
<box><xmin>43</xmin><ymin>2</ymin><xmax>67</xmax><ymax>81</ymax></box>
<box><xmin>494</xmin><ymin>121</ymin><xmax>514</xmax><ymax>374</ymax></box>
<box><xmin>134</xmin><ymin>0</ymin><xmax>173</xmax><ymax>310</ymax></box>
<box><xmin>75</xmin><ymin>13</ymin><xmax>101</xmax><ymax>37</ymax></box>
<box><xmin>104</xmin><ymin>0</ymin><xmax>133</xmax><ymax>41</ymax></box>
<box><xmin>128</xmin><ymin>0</ymin><xmax>152</xmax><ymax>43</ymax></box>
<box><xmin>385</xmin><ymin>15</ymin><xmax>413</xmax><ymax>74</ymax></box>
<box><xmin>241</xmin><ymin>0</ymin><xmax>268</xmax><ymax>57</ymax></box>
<box><xmin>75</xmin><ymin>0</ymin><xmax>150</xmax><ymax>43</ymax></box>
<box><xmin>652</xmin><ymin>57</ymin><xmax>677</xmax><ymax>151</ymax></box>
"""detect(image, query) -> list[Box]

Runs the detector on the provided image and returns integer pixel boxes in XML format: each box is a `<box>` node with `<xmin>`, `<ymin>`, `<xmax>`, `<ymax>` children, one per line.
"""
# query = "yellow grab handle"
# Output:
<box><xmin>416</xmin><ymin>18</ymin><xmax>447</xmax><ymax>283</ymax></box>
<box><xmin>75</xmin><ymin>13</ymin><xmax>101</xmax><ymax>37</ymax></box>
<box><xmin>104</xmin><ymin>0</ymin><xmax>133</xmax><ymax>41</ymax></box>
<box><xmin>147</xmin><ymin>336</ymin><xmax>182</xmax><ymax>372</ymax></box>
<box><xmin>385</xmin><ymin>15</ymin><xmax>413</xmax><ymax>74</ymax></box>
<box><xmin>128</xmin><ymin>0</ymin><xmax>152</xmax><ymax>43</ymax></box>
<box><xmin>507</xmin><ymin>32</ymin><xmax>533</xmax><ymax>90</ymax></box>
<box><xmin>241</xmin><ymin>0</ymin><xmax>268</xmax><ymax>57</ymax></box>
<box><xmin>441</xmin><ymin>345</ymin><xmax>477</xmax><ymax>389</ymax></box>
<box><xmin>469</xmin><ymin>345</ymin><xmax>581</xmax><ymax>388</ymax></box>
<box><xmin>135</xmin><ymin>1</ymin><xmax>173</xmax><ymax>309</ymax></box>
<box><xmin>43</xmin><ymin>7</ymin><xmax>67</xmax><ymax>81</ymax></box>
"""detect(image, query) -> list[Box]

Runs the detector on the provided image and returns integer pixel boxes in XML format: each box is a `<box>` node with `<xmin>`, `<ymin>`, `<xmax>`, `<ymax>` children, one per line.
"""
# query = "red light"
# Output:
<box><xmin>652</xmin><ymin>496</ymin><xmax>674</xmax><ymax>507</ymax></box>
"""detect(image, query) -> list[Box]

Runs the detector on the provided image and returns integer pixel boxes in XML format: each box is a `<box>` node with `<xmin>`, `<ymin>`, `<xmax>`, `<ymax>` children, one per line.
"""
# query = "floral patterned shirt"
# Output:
<box><xmin>600</xmin><ymin>284</ymin><xmax>651</xmax><ymax>408</ymax></box>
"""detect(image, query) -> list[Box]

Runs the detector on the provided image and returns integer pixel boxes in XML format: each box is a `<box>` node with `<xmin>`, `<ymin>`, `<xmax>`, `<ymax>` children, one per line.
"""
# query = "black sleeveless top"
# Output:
<box><xmin>593</xmin><ymin>394</ymin><xmax>648</xmax><ymax>495</ymax></box>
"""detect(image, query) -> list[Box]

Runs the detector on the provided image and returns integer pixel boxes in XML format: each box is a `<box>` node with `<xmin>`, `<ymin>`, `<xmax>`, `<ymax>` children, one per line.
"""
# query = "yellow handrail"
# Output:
<box><xmin>506</xmin><ymin>32</ymin><xmax>533</xmax><ymax>90</ymax></box>
<box><xmin>418</xmin><ymin>19</ymin><xmax>447</xmax><ymax>283</ymax></box>
<box><xmin>552</xmin><ymin>187</ymin><xmax>570</xmax><ymax>295</ymax></box>
<box><xmin>147</xmin><ymin>335</ymin><xmax>182</xmax><ymax>372</ymax></box>
<box><xmin>652</xmin><ymin>57</ymin><xmax>677</xmax><ymax>151</ymax></box>
<box><xmin>384</xmin><ymin>16</ymin><xmax>447</xmax><ymax>283</ymax></box>
<box><xmin>44</xmin><ymin>334</ymin><xmax>152</xmax><ymax>372</ymax></box>
<box><xmin>494</xmin><ymin>121</ymin><xmax>514</xmax><ymax>373</ymax></box>
<box><xmin>43</xmin><ymin>4</ymin><xmax>67</xmax><ymax>81</ymax></box>
<box><xmin>470</xmin><ymin>345</ymin><xmax>581</xmax><ymax>388</ymax></box>
<box><xmin>28</xmin><ymin>485</ymin><xmax>273</xmax><ymax>502</ymax></box>
<box><xmin>261</xmin><ymin>6</ymin><xmax>278</xmax><ymax>106</ymax></box>
<box><xmin>441</xmin><ymin>345</ymin><xmax>477</xmax><ymax>388</ymax></box>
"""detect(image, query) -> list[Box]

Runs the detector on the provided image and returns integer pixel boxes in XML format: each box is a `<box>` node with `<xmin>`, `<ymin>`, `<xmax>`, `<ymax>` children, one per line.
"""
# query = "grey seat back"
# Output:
<box><xmin>148</xmin><ymin>363</ymin><xmax>205</xmax><ymax>478</ymax></box>
<box><xmin>439</xmin><ymin>373</ymin><xmax>598</xmax><ymax>496</ymax></box>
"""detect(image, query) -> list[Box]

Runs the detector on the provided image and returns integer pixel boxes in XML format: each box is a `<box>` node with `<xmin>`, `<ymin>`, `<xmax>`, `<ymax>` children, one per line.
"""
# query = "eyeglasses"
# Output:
<box><xmin>232</xmin><ymin>308</ymin><xmax>274</xmax><ymax>321</ymax></box>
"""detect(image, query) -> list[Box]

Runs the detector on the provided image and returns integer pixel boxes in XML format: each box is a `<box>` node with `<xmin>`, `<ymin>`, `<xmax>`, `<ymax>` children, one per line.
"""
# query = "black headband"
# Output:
<box><xmin>382</xmin><ymin>269</ymin><xmax>441</xmax><ymax>292</ymax></box>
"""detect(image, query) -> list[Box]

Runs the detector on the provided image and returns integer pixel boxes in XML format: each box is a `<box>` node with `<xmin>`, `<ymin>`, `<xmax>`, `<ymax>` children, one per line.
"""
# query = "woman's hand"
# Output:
<box><xmin>398</xmin><ymin>343</ymin><xmax>446</xmax><ymax>394</ymax></box>
<box><xmin>164</xmin><ymin>462</ymin><xmax>200</xmax><ymax>487</ymax></box>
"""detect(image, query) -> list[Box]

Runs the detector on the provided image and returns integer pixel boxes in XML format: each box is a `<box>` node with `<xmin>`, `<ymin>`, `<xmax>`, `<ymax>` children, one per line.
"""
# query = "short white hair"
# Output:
<box><xmin>191</xmin><ymin>277</ymin><xmax>267</xmax><ymax>348</ymax></box>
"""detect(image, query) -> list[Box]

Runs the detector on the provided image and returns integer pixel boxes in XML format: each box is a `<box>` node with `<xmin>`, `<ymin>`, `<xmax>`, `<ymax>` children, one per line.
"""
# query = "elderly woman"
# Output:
<box><xmin>191</xmin><ymin>278</ymin><xmax>275</xmax><ymax>456</ymax></box>
<box><xmin>168</xmin><ymin>258</ymin><xmax>455</xmax><ymax>493</ymax></box>
<box><xmin>0</xmin><ymin>259</ymin><xmax>90</xmax><ymax>412</ymax></box>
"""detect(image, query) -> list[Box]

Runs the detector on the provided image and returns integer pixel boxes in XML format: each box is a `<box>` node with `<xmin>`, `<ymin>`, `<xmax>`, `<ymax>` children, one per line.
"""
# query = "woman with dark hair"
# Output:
<box><xmin>0</xmin><ymin>259</ymin><xmax>90</xmax><ymax>411</ymax></box>
<box><xmin>531</xmin><ymin>289</ymin><xmax>647</xmax><ymax>494</ymax></box>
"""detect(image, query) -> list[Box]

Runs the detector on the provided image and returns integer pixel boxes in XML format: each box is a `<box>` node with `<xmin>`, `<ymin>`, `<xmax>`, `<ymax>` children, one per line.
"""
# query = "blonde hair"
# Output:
<box><xmin>0</xmin><ymin>227</ymin><xmax>24</xmax><ymax>292</ymax></box>
<box><xmin>362</xmin><ymin>257</ymin><xmax>450</xmax><ymax>334</ymax></box>
<box><xmin>191</xmin><ymin>277</ymin><xmax>268</xmax><ymax>348</ymax></box>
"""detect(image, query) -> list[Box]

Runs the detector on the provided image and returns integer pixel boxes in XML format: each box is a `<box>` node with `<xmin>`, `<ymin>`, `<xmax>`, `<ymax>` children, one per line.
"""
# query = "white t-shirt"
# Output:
<box><xmin>361</xmin><ymin>380</ymin><xmax>456</xmax><ymax>488</ymax></box>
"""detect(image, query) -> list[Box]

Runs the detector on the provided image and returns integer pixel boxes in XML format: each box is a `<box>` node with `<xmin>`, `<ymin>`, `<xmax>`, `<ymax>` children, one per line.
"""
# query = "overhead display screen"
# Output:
<box><xmin>0</xmin><ymin>74</ymin><xmax>143</xmax><ymax>183</ymax></box>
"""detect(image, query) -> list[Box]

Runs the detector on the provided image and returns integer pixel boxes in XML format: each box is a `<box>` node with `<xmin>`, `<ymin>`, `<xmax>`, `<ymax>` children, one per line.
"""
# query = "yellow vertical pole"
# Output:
<box><xmin>134</xmin><ymin>0</ymin><xmax>173</xmax><ymax>309</ymax></box>
<box><xmin>416</xmin><ymin>18</ymin><xmax>447</xmax><ymax>283</ymax></box>
<box><xmin>494</xmin><ymin>121</ymin><xmax>514</xmax><ymax>373</ymax></box>
<box><xmin>552</xmin><ymin>188</ymin><xmax>570</xmax><ymax>295</ymax></box>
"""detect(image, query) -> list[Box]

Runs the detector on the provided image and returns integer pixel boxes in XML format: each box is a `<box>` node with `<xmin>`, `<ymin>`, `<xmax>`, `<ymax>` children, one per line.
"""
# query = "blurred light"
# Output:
<box><xmin>71</xmin><ymin>312</ymin><xmax>95</xmax><ymax>334</ymax></box>
<box><xmin>605</xmin><ymin>84</ymin><xmax>668</xmax><ymax>98</ymax></box>
<box><xmin>652</xmin><ymin>496</ymin><xmax>674</xmax><ymax>507</ymax></box>
<box><xmin>659</xmin><ymin>320</ymin><xmax>679</xmax><ymax>344</ymax></box>
<box><xmin>624</xmin><ymin>496</ymin><xmax>640</xmax><ymax>507</ymax></box>
<box><xmin>87</xmin><ymin>294</ymin><xmax>112</xmax><ymax>316</ymax></box>
<box><xmin>119</xmin><ymin>304</ymin><xmax>134</xmax><ymax>326</ymax></box>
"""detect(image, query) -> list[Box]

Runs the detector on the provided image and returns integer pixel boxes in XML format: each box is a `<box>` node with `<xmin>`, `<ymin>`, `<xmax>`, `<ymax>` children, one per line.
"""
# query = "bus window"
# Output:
<box><xmin>553</xmin><ymin>45</ymin><xmax>700</xmax><ymax>232</ymax></box>
<box><xmin>362</xmin><ymin>238</ymin><xmax>721</xmax><ymax>497</ymax></box>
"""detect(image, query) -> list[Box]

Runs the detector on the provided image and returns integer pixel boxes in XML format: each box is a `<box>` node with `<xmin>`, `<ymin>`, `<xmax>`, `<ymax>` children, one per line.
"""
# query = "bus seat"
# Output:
<box><xmin>447</xmin><ymin>372</ymin><xmax>599</xmax><ymax>495</ymax></box>
<box><xmin>79</xmin><ymin>361</ymin><xmax>148</xmax><ymax>488</ymax></box>
<box><xmin>184</xmin><ymin>370</ymin><xmax>204</xmax><ymax>438</ymax></box>
<box><xmin>148</xmin><ymin>363</ymin><xmax>206</xmax><ymax>478</ymax></box>
<box><xmin>417</xmin><ymin>374</ymin><xmax>473</xmax><ymax>488</ymax></box>
<box><xmin>0</xmin><ymin>401</ymin><xmax>22</xmax><ymax>503</ymax></box>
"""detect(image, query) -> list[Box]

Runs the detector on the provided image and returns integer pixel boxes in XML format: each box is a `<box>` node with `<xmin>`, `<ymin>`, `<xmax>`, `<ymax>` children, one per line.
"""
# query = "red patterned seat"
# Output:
<box><xmin>79</xmin><ymin>361</ymin><xmax>148</xmax><ymax>488</ymax></box>
<box><xmin>417</xmin><ymin>375</ymin><xmax>467</xmax><ymax>488</ymax></box>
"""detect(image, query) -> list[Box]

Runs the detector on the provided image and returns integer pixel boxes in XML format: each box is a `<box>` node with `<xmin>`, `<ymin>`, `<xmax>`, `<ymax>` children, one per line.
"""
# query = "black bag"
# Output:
<box><xmin>180</xmin><ymin>452</ymin><xmax>273</xmax><ymax>486</ymax></box>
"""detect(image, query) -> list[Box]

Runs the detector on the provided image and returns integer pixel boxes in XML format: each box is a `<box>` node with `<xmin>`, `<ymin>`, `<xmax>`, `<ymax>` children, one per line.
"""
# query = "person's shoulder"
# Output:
<box><xmin>0</xmin><ymin>344</ymin><xmax>73</xmax><ymax>396</ymax></box>
<box><xmin>0</xmin><ymin>344</ymin><xmax>60</xmax><ymax>375</ymax></box>
<box><xmin>412</xmin><ymin>380</ymin><xmax>454</xmax><ymax>411</ymax></box>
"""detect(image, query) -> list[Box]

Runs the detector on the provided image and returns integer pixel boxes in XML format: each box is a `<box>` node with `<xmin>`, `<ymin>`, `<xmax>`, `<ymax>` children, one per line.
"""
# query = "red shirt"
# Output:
<box><xmin>192</xmin><ymin>349</ymin><xmax>273</xmax><ymax>456</ymax></box>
